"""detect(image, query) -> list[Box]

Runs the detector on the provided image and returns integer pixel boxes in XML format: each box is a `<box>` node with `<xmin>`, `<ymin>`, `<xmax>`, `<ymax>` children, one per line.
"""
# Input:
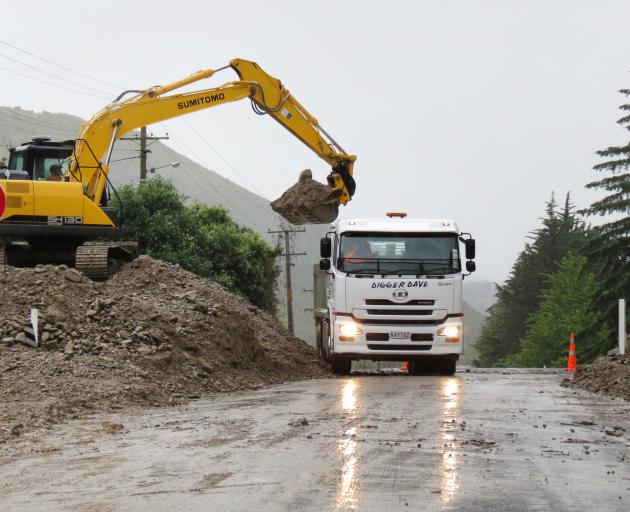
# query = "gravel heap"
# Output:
<box><xmin>0</xmin><ymin>256</ymin><xmax>328</xmax><ymax>437</ymax></box>
<box><xmin>568</xmin><ymin>352</ymin><xmax>630</xmax><ymax>401</ymax></box>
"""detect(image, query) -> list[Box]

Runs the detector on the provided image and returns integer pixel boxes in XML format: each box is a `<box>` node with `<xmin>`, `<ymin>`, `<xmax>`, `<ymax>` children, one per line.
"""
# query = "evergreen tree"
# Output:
<box><xmin>503</xmin><ymin>254</ymin><xmax>607</xmax><ymax>367</ymax></box>
<box><xmin>582</xmin><ymin>88</ymin><xmax>630</xmax><ymax>339</ymax></box>
<box><xmin>475</xmin><ymin>194</ymin><xmax>587</xmax><ymax>367</ymax></box>
<box><xmin>113</xmin><ymin>178</ymin><xmax>280</xmax><ymax>312</ymax></box>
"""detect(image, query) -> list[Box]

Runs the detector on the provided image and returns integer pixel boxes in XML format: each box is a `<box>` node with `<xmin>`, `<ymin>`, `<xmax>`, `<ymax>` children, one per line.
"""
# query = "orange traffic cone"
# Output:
<box><xmin>565</xmin><ymin>333</ymin><xmax>577</xmax><ymax>372</ymax></box>
<box><xmin>401</xmin><ymin>361</ymin><xmax>409</xmax><ymax>372</ymax></box>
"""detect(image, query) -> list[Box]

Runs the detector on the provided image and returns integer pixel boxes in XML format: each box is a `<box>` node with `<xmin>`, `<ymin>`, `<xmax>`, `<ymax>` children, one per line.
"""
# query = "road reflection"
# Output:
<box><xmin>336</xmin><ymin>379</ymin><xmax>360</xmax><ymax>510</ymax></box>
<box><xmin>440</xmin><ymin>377</ymin><xmax>461</xmax><ymax>503</ymax></box>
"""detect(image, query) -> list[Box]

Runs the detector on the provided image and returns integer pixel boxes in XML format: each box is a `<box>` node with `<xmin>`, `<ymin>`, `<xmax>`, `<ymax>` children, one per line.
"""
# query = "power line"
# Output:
<box><xmin>160</xmin><ymin>125</ymin><xmax>240</xmax><ymax>209</ymax></box>
<box><xmin>181</xmin><ymin>118</ymin><xmax>266</xmax><ymax>197</ymax></box>
<box><xmin>0</xmin><ymin>120</ymin><xmax>25</xmax><ymax>131</ymax></box>
<box><xmin>163</xmin><ymin>130</ymin><xmax>275</xmax><ymax>234</ymax></box>
<box><xmin>0</xmin><ymin>64</ymin><xmax>110</xmax><ymax>100</ymax></box>
<box><xmin>139</xmin><ymin>137</ymin><xmax>215</xmax><ymax>200</ymax></box>
<box><xmin>0</xmin><ymin>39</ymin><xmax>124</xmax><ymax>91</ymax></box>
<box><xmin>163</xmin><ymin>121</ymin><xmax>276</xmax><ymax>228</ymax></box>
<box><xmin>0</xmin><ymin>51</ymin><xmax>114</xmax><ymax>96</ymax></box>
<box><xmin>0</xmin><ymin>110</ymin><xmax>76</xmax><ymax>136</ymax></box>
<box><xmin>121</xmin><ymin>129</ymin><xmax>170</xmax><ymax>181</ymax></box>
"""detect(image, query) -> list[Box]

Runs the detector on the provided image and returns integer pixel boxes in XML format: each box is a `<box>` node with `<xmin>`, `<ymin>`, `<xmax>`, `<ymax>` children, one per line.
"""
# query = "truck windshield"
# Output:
<box><xmin>338</xmin><ymin>232</ymin><xmax>461</xmax><ymax>275</ymax></box>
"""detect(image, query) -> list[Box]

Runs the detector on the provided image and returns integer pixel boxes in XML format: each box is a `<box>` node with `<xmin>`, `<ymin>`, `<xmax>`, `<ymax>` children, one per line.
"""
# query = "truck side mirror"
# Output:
<box><xmin>465</xmin><ymin>239</ymin><xmax>476</xmax><ymax>260</ymax></box>
<box><xmin>466</xmin><ymin>260</ymin><xmax>476</xmax><ymax>273</ymax></box>
<box><xmin>320</xmin><ymin>237</ymin><xmax>332</xmax><ymax>258</ymax></box>
<box><xmin>319</xmin><ymin>259</ymin><xmax>331</xmax><ymax>271</ymax></box>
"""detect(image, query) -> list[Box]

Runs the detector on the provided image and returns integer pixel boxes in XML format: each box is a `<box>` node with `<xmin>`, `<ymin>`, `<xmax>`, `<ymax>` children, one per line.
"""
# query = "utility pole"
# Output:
<box><xmin>140</xmin><ymin>126</ymin><xmax>147</xmax><ymax>181</ymax></box>
<box><xmin>120</xmin><ymin>128</ymin><xmax>169</xmax><ymax>181</ymax></box>
<box><xmin>268</xmin><ymin>226</ymin><xmax>306</xmax><ymax>335</ymax></box>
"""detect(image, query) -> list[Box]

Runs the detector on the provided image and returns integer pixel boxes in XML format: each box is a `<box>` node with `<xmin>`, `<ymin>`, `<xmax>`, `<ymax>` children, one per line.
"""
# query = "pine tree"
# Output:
<box><xmin>503</xmin><ymin>254</ymin><xmax>607</xmax><ymax>367</ymax></box>
<box><xmin>475</xmin><ymin>194</ymin><xmax>587</xmax><ymax>367</ymax></box>
<box><xmin>582</xmin><ymin>88</ymin><xmax>630</xmax><ymax>335</ymax></box>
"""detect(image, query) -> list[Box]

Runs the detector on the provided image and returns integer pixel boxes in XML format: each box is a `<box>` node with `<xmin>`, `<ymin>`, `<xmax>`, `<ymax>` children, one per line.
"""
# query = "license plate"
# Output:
<box><xmin>389</xmin><ymin>331</ymin><xmax>412</xmax><ymax>340</ymax></box>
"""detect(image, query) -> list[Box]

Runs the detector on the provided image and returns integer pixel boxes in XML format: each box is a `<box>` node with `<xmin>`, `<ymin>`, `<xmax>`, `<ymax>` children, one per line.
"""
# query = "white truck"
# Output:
<box><xmin>313</xmin><ymin>213</ymin><xmax>476</xmax><ymax>375</ymax></box>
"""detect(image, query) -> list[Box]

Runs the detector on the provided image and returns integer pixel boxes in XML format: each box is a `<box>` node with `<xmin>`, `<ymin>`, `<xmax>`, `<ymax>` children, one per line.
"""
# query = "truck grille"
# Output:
<box><xmin>367</xmin><ymin>309</ymin><xmax>432</xmax><ymax>316</ymax></box>
<box><xmin>365</xmin><ymin>299</ymin><xmax>435</xmax><ymax>306</ymax></box>
<box><xmin>357</xmin><ymin>318</ymin><xmax>445</xmax><ymax>325</ymax></box>
<box><xmin>366</xmin><ymin>333</ymin><xmax>433</xmax><ymax>342</ymax></box>
<box><xmin>367</xmin><ymin>344</ymin><xmax>432</xmax><ymax>351</ymax></box>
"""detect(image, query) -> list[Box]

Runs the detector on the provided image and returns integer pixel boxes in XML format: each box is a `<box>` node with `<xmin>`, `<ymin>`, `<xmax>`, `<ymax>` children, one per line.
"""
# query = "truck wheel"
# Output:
<box><xmin>409</xmin><ymin>360</ymin><xmax>428</xmax><ymax>376</ymax></box>
<box><xmin>439</xmin><ymin>358</ymin><xmax>457</xmax><ymax>376</ymax></box>
<box><xmin>331</xmin><ymin>359</ymin><xmax>352</xmax><ymax>375</ymax></box>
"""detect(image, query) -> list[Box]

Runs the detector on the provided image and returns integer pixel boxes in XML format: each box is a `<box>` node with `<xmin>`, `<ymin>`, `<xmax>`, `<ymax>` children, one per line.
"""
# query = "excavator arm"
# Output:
<box><xmin>70</xmin><ymin>58</ymin><xmax>356</xmax><ymax>224</ymax></box>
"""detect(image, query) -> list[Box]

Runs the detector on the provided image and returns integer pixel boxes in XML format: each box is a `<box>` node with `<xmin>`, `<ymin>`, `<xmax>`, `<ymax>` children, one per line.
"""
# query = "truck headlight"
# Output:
<box><xmin>339</xmin><ymin>322</ymin><xmax>363</xmax><ymax>337</ymax></box>
<box><xmin>438</xmin><ymin>325</ymin><xmax>460</xmax><ymax>338</ymax></box>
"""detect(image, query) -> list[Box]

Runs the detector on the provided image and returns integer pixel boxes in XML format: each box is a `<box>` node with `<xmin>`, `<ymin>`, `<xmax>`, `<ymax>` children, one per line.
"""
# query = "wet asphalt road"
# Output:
<box><xmin>0</xmin><ymin>369</ymin><xmax>629</xmax><ymax>512</ymax></box>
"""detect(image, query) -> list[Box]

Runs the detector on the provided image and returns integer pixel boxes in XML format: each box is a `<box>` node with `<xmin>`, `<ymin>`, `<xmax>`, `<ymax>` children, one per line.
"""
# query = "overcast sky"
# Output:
<box><xmin>1</xmin><ymin>0</ymin><xmax>628</xmax><ymax>282</ymax></box>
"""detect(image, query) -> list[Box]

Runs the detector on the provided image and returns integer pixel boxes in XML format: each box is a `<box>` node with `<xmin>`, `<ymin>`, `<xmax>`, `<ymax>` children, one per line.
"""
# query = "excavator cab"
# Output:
<box><xmin>5</xmin><ymin>138</ymin><xmax>74</xmax><ymax>181</ymax></box>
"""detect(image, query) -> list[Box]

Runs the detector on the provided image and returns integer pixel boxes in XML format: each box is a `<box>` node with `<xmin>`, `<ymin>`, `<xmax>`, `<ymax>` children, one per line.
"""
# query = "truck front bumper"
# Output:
<box><xmin>332</xmin><ymin>317</ymin><xmax>463</xmax><ymax>360</ymax></box>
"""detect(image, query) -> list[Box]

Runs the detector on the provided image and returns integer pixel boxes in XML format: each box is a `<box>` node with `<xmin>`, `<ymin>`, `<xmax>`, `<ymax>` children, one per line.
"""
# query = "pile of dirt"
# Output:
<box><xmin>568</xmin><ymin>353</ymin><xmax>630</xmax><ymax>400</ymax></box>
<box><xmin>0</xmin><ymin>256</ymin><xmax>329</xmax><ymax>439</ymax></box>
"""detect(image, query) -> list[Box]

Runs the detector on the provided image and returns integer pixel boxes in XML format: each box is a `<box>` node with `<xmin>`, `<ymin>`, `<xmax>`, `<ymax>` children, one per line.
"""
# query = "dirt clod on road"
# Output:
<box><xmin>568</xmin><ymin>353</ymin><xmax>630</xmax><ymax>401</ymax></box>
<box><xmin>0</xmin><ymin>256</ymin><xmax>328</xmax><ymax>438</ymax></box>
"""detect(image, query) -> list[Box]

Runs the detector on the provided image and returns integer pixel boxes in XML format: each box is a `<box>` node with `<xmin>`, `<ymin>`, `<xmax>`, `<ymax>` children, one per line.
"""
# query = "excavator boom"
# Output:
<box><xmin>70</xmin><ymin>58</ymin><xmax>356</xmax><ymax>224</ymax></box>
<box><xmin>0</xmin><ymin>58</ymin><xmax>357</xmax><ymax>278</ymax></box>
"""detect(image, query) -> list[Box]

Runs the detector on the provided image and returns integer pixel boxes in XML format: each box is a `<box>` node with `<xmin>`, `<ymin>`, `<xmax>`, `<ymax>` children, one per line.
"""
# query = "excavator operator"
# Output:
<box><xmin>46</xmin><ymin>164</ymin><xmax>62</xmax><ymax>182</ymax></box>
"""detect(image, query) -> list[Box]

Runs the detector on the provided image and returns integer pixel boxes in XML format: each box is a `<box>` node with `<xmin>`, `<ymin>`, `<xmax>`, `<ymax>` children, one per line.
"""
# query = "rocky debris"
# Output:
<box><xmin>102</xmin><ymin>422</ymin><xmax>124</xmax><ymax>434</ymax></box>
<box><xmin>0</xmin><ymin>256</ymin><xmax>329</xmax><ymax>436</ymax></box>
<box><xmin>271</xmin><ymin>169</ymin><xmax>341</xmax><ymax>224</ymax></box>
<box><xmin>461</xmin><ymin>439</ymin><xmax>497</xmax><ymax>447</ymax></box>
<box><xmin>566</xmin><ymin>353</ymin><xmax>630</xmax><ymax>401</ymax></box>
<box><xmin>288</xmin><ymin>418</ymin><xmax>309</xmax><ymax>427</ymax></box>
<box><xmin>604</xmin><ymin>426</ymin><xmax>625</xmax><ymax>437</ymax></box>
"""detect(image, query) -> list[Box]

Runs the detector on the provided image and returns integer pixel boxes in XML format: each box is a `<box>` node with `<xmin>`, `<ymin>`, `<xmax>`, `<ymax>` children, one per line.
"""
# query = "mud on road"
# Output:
<box><xmin>0</xmin><ymin>369</ymin><xmax>628</xmax><ymax>511</ymax></box>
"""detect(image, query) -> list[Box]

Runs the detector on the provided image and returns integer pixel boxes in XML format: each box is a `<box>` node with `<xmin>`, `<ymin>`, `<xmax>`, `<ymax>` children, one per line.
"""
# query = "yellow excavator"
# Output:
<box><xmin>0</xmin><ymin>58</ymin><xmax>356</xmax><ymax>279</ymax></box>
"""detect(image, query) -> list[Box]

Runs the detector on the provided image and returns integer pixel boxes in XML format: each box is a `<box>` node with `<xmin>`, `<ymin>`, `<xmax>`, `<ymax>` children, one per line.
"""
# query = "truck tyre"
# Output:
<box><xmin>409</xmin><ymin>360</ymin><xmax>425</xmax><ymax>376</ymax></box>
<box><xmin>331</xmin><ymin>359</ymin><xmax>352</xmax><ymax>375</ymax></box>
<box><xmin>439</xmin><ymin>358</ymin><xmax>457</xmax><ymax>376</ymax></box>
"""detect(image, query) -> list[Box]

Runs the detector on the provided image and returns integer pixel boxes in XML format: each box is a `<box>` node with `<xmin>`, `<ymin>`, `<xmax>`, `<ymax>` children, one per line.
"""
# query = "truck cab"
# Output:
<box><xmin>314</xmin><ymin>213</ymin><xmax>476</xmax><ymax>375</ymax></box>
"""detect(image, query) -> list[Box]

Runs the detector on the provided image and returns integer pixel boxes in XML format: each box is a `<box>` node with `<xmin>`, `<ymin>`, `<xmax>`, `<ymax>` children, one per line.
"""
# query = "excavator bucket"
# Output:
<box><xmin>271</xmin><ymin>169</ymin><xmax>341</xmax><ymax>224</ymax></box>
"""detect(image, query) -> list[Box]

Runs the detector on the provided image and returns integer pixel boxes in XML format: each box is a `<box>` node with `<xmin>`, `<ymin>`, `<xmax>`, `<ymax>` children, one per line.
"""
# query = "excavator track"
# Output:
<box><xmin>75</xmin><ymin>242</ymin><xmax>137</xmax><ymax>281</ymax></box>
<box><xmin>0</xmin><ymin>244</ymin><xmax>7</xmax><ymax>266</ymax></box>
<box><xmin>75</xmin><ymin>245</ymin><xmax>111</xmax><ymax>281</ymax></box>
